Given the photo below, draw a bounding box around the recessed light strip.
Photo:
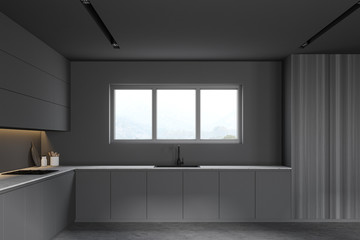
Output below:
[300,1,360,48]
[80,0,120,49]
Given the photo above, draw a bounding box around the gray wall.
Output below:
[0,12,70,131]
[46,61,282,166]
[0,129,41,172]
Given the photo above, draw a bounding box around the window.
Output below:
[110,84,242,143]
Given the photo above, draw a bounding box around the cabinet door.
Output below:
[147,171,182,220]
[76,171,110,221]
[0,194,3,240]
[25,183,44,240]
[4,188,26,240]
[220,171,255,220]
[44,171,75,239]
[183,171,219,220]
[256,171,291,219]
[111,171,146,220]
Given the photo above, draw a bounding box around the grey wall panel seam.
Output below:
[0,48,69,84]
[145,171,148,220]
[218,171,220,219]
[0,87,69,108]
[254,171,257,219]
[109,172,112,220]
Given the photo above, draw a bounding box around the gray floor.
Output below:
[53,222,360,240]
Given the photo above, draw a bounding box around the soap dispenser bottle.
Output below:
[41,156,47,167]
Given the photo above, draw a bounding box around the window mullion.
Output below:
[152,88,157,140]
[196,88,200,140]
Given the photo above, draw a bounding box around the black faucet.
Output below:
[176,145,184,166]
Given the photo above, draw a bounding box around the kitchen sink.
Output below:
[154,165,200,168]
[2,169,59,175]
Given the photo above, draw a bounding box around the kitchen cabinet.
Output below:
[43,171,75,239]
[183,171,219,220]
[74,168,290,222]
[0,12,69,131]
[25,183,44,240]
[219,171,255,220]
[76,171,110,221]
[0,195,2,240]
[147,171,182,220]
[0,195,3,240]
[256,171,291,219]
[111,171,147,220]
[3,187,25,240]
[1,171,74,240]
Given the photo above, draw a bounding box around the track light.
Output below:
[80,0,120,49]
[300,1,360,48]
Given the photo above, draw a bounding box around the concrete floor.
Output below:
[54,222,360,240]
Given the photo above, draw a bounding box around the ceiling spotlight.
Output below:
[300,1,360,48]
[80,0,120,49]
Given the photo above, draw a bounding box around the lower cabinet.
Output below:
[0,195,3,240]
[76,171,110,221]
[220,171,255,220]
[183,171,219,220]
[26,183,44,240]
[256,171,291,219]
[43,171,75,239]
[75,169,291,222]
[147,171,182,220]
[111,171,147,220]
[3,187,26,240]
[0,195,4,240]
[0,171,74,240]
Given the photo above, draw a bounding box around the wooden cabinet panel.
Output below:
[183,171,219,220]
[256,171,291,219]
[76,171,110,221]
[111,171,146,220]
[220,171,255,220]
[147,171,182,220]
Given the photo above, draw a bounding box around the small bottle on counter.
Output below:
[41,156,47,167]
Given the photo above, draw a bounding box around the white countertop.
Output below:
[0,165,291,194]
[0,166,75,194]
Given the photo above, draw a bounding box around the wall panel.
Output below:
[288,54,330,219]
[46,61,282,166]
[286,54,360,220]
[329,55,360,219]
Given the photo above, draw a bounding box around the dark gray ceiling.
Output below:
[0,0,359,60]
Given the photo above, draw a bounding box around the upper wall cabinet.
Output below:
[0,13,69,131]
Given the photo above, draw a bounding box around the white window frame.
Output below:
[109,84,243,144]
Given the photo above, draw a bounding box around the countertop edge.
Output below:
[0,165,291,194]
